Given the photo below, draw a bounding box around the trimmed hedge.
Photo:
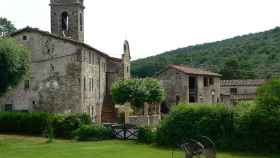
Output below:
[0,112,48,135]
[156,103,280,152]
[0,112,92,138]
[73,124,113,141]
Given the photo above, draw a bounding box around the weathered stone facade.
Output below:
[0,0,131,123]
[156,65,221,112]
[220,80,266,105]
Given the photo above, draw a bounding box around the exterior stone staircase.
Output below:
[101,95,117,123]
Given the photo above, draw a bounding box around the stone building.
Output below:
[156,65,221,113]
[0,0,131,123]
[220,80,266,105]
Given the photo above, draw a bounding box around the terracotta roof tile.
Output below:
[169,65,222,77]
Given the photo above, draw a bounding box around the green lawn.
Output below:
[0,135,278,158]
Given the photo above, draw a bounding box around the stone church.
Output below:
[0,0,131,123]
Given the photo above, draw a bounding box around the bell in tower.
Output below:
[50,0,85,42]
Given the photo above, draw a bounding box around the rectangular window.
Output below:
[24,80,30,90]
[92,78,94,92]
[5,104,13,112]
[230,88,238,95]
[204,77,209,87]
[84,77,86,91]
[89,78,91,92]
[80,13,83,32]
[209,77,214,85]
[89,52,92,64]
[92,54,95,65]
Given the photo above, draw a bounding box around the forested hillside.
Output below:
[131,27,280,79]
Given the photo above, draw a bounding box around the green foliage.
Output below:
[256,79,280,109]
[137,126,156,144]
[73,124,113,141]
[0,112,48,135]
[3,135,277,158]
[0,17,16,35]
[156,103,280,152]
[156,104,234,148]
[0,38,31,96]
[132,27,280,79]
[0,112,91,139]
[112,79,166,108]
[234,107,280,152]
[46,116,54,143]
[52,114,92,138]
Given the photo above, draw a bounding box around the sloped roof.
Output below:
[221,79,266,87]
[9,27,122,62]
[168,65,222,77]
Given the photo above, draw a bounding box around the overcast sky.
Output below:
[1,0,280,60]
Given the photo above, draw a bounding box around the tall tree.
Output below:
[219,58,242,80]
[0,17,17,36]
[112,79,166,123]
[112,79,166,108]
[0,38,31,96]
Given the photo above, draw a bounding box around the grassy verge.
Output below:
[0,135,279,158]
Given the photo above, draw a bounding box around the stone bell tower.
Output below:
[50,0,85,42]
[122,40,131,79]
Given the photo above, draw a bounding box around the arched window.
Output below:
[61,12,69,31]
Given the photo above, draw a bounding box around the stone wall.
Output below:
[221,85,260,105]
[81,47,110,122]
[0,32,82,114]
[157,68,221,110]
[127,115,161,126]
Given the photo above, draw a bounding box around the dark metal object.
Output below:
[111,124,138,140]
[180,136,216,158]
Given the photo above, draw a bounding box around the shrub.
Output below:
[0,112,48,135]
[156,103,280,152]
[256,79,280,110]
[0,112,92,138]
[137,126,156,144]
[73,124,113,141]
[52,114,92,138]
[156,104,234,148]
[234,106,280,152]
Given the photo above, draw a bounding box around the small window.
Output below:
[89,52,92,64]
[92,78,94,91]
[230,88,238,95]
[84,77,86,91]
[127,66,129,73]
[204,77,209,87]
[209,77,214,85]
[22,36,27,40]
[5,104,13,112]
[92,54,95,64]
[89,78,91,92]
[50,64,55,71]
[80,13,83,31]
[32,101,36,105]
[24,80,30,90]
